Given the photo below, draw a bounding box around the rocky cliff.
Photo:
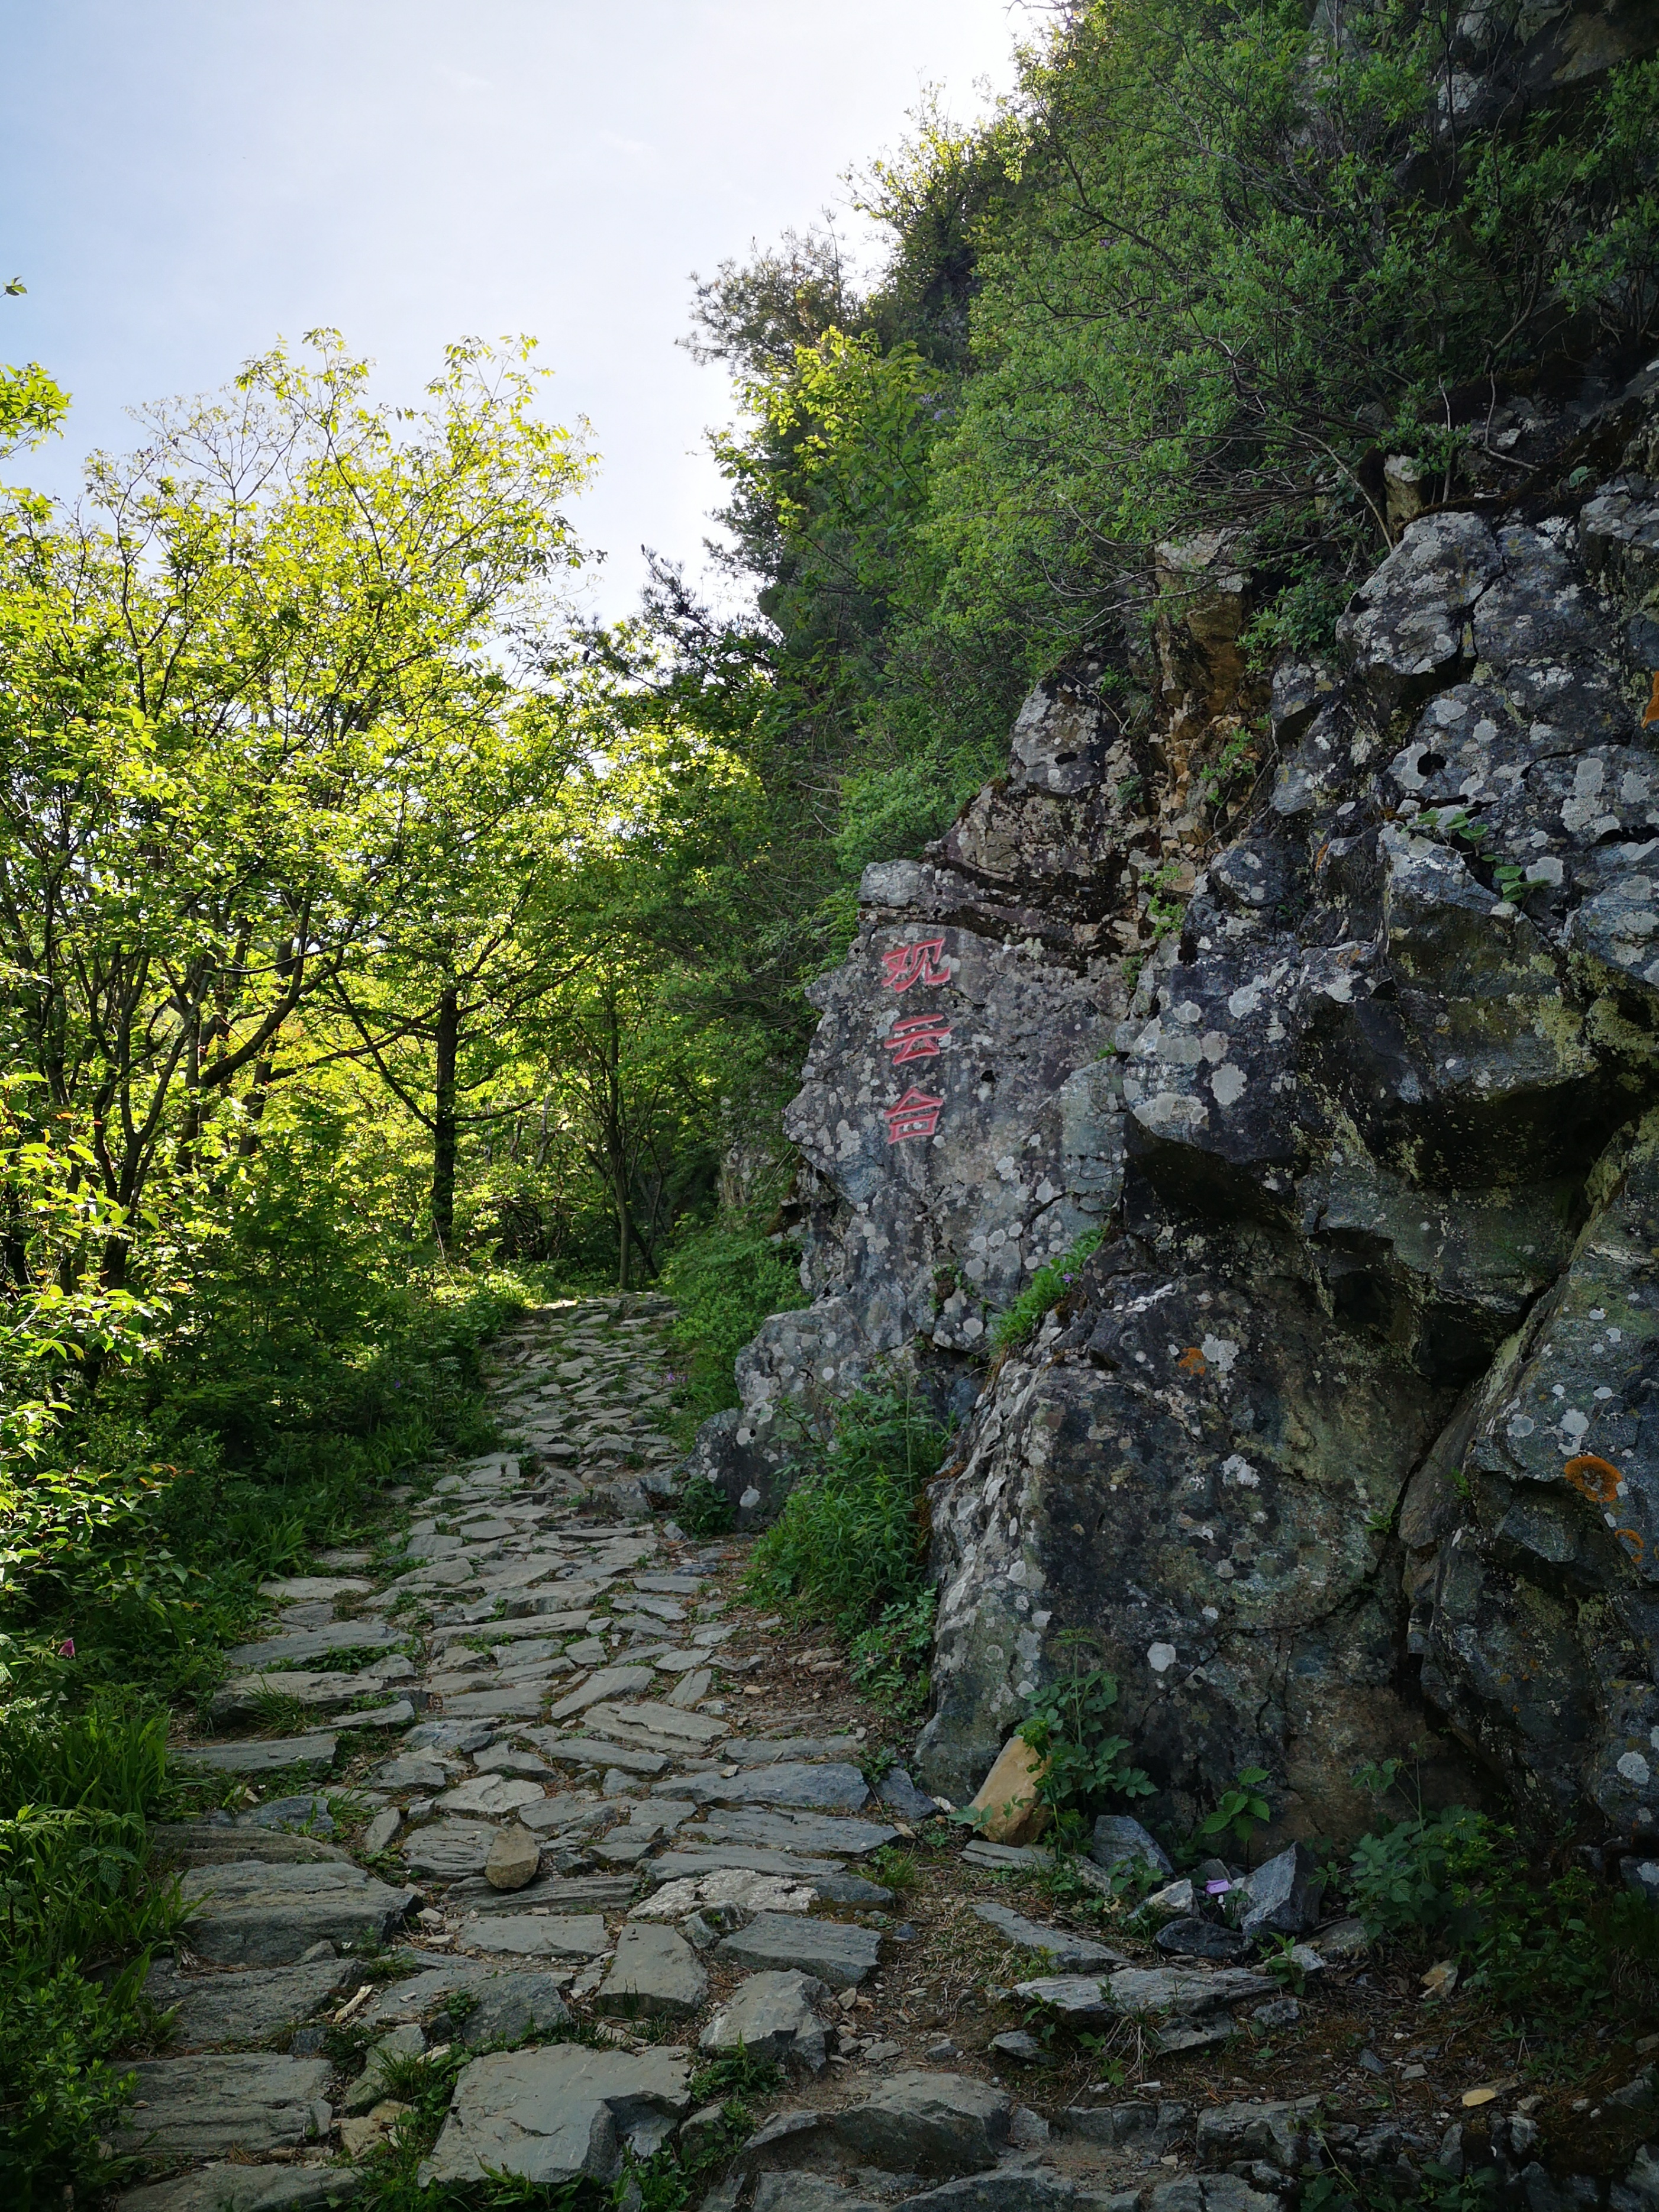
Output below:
[682,241,1659,1871]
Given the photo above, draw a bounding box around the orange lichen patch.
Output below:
[1644,671,1659,728]
[1564,1453,1622,1504]
[1177,1346,1208,1375]
[1615,1527,1645,1560]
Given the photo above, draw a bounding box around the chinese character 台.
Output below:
[884,1086,945,1143]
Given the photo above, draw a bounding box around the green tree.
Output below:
[0,332,589,1281]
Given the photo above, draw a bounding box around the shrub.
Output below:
[743,1381,946,1635]
[1015,1638,1154,1847]
[849,1587,936,1718]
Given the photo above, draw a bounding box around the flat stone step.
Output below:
[223,1621,402,1669]
[362,1959,572,2046]
[418,2042,691,2189]
[715,1911,884,1985]
[461,1911,610,1959]
[401,1820,499,1879]
[547,1666,658,1718]
[118,2166,362,2212]
[151,1824,350,1869]
[696,1808,897,1857]
[170,1734,337,1778]
[970,1902,1129,1973]
[445,1872,637,1915]
[114,2052,333,2159]
[643,1848,889,1904]
[257,1576,375,1603]
[435,1685,550,1719]
[692,1763,873,1813]
[179,1859,415,1966]
[143,1956,351,2046]
[584,1699,728,1747]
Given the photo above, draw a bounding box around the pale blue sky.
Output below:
[2,0,1024,617]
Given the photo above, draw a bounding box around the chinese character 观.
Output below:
[880,937,949,992]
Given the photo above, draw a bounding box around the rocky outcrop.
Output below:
[694,363,1659,1859]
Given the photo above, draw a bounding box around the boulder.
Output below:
[596,1922,707,2018]
[179,1860,415,1967]
[1195,2100,1312,2174]
[485,1824,543,1891]
[1090,1816,1173,1878]
[1154,1919,1248,1962]
[699,1969,830,2074]
[418,2043,691,2187]
[401,1821,497,1879]
[873,1766,940,1823]
[965,1736,1049,1845]
[1230,1842,1321,1940]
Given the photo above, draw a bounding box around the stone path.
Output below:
[122,1297,1575,2211]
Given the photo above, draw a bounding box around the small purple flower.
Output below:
[58,1637,76,1659]
[1205,1878,1232,1895]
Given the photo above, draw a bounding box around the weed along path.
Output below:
[124,1298,1655,2212]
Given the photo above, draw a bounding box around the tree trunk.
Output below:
[432,983,459,1252]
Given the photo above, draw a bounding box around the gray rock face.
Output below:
[179,1860,415,1966]
[114,2053,333,2158]
[699,1969,830,2073]
[686,394,1659,1843]
[596,1921,706,2018]
[873,1766,940,1823]
[715,1911,883,1985]
[697,1807,895,1854]
[401,1820,497,1878]
[418,2043,690,2187]
[1195,2100,1311,2174]
[144,1957,350,2046]
[170,1734,337,1778]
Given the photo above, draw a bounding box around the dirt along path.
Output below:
[119,1298,1591,2212]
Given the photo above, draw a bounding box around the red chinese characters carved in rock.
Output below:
[883,1013,952,1065]
[881,937,949,993]
[885,1086,945,1144]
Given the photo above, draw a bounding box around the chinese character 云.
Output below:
[883,1013,952,1065]
[880,937,948,993]
[885,1086,945,1144]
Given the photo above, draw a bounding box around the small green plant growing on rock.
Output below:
[993,1227,1103,1352]
[1198,1766,1272,1858]
[1016,1633,1155,1847]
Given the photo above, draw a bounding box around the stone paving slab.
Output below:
[171,1734,338,1777]
[970,1903,1129,1973]
[596,1920,706,2017]
[152,1823,351,1869]
[463,1912,611,1958]
[180,1859,416,1966]
[362,1960,572,2045]
[115,2053,334,2158]
[418,2043,691,2187]
[224,1622,403,1669]
[692,1763,873,1812]
[144,1956,352,2046]
[257,1577,376,1603]
[119,2168,361,2212]
[715,1911,884,1985]
[436,1685,552,1719]
[547,1666,657,1718]
[697,1808,897,1856]
[401,1822,498,1878]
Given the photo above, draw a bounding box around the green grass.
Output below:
[742,1381,947,1638]
[658,1215,808,1436]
